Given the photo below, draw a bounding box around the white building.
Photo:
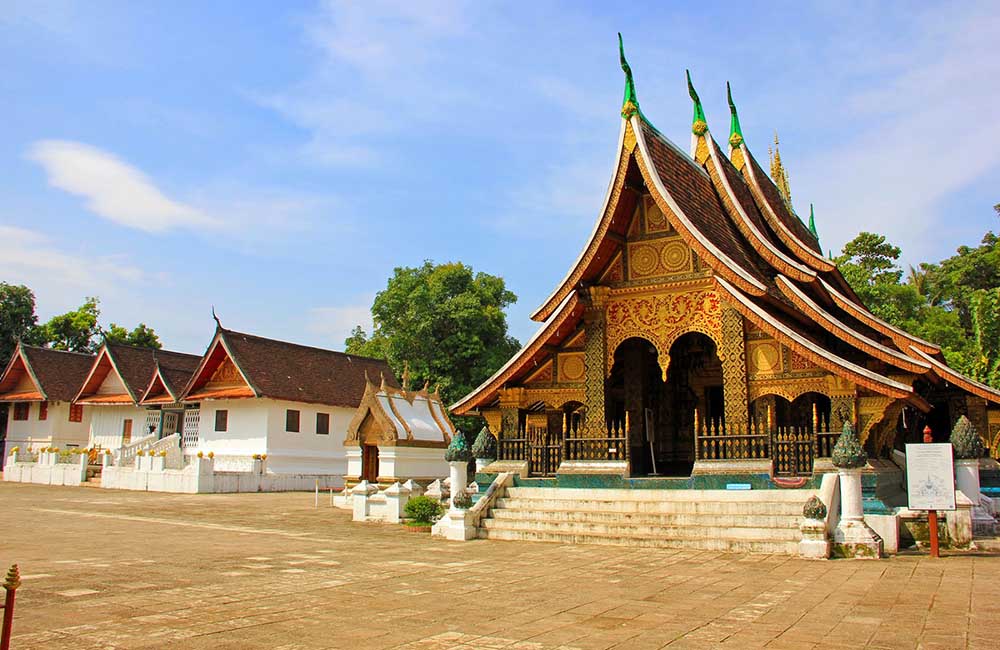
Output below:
[180,326,395,477]
[74,342,202,451]
[0,344,95,458]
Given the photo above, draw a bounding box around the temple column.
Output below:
[582,286,610,438]
[720,306,749,432]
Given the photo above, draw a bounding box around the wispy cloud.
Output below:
[306,298,375,351]
[27,140,217,233]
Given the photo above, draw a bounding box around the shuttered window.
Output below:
[13,403,29,421]
[215,409,228,432]
[286,409,300,433]
[316,412,329,435]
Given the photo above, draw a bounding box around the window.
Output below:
[316,412,329,435]
[122,419,133,445]
[69,404,83,423]
[286,409,300,433]
[13,403,29,421]
[215,409,228,432]
[38,401,48,421]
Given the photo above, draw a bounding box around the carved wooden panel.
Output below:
[627,238,692,281]
[557,353,586,383]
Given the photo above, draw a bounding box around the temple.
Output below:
[452,37,1000,483]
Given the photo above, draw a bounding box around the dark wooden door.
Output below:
[362,444,379,482]
[122,419,133,446]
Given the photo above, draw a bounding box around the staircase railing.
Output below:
[695,420,770,461]
[114,433,158,467]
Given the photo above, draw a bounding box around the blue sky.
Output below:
[3,1,999,355]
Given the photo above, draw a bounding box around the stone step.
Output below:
[481,517,801,542]
[488,507,800,530]
[493,497,805,516]
[505,487,814,503]
[478,527,801,555]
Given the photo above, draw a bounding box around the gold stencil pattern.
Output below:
[627,238,692,280]
[558,353,586,382]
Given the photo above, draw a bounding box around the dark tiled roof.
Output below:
[221,330,398,408]
[639,121,770,286]
[744,150,822,255]
[20,346,95,401]
[157,354,203,398]
[106,344,201,399]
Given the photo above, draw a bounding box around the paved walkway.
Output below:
[1,482,997,649]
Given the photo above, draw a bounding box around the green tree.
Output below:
[0,283,40,367]
[345,261,521,413]
[104,322,162,349]
[38,297,102,353]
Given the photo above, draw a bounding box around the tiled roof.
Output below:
[106,344,201,399]
[16,346,95,401]
[743,149,822,255]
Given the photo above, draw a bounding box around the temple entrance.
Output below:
[362,444,379,482]
[608,333,723,477]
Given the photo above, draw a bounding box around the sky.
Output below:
[2,0,999,356]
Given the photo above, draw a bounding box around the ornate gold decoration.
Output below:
[557,353,586,383]
[748,340,781,376]
[858,396,894,445]
[524,387,586,410]
[643,195,670,233]
[498,387,527,409]
[692,120,707,136]
[563,328,585,349]
[623,121,637,151]
[208,357,243,386]
[500,407,518,438]
[622,100,639,120]
[583,305,607,436]
[598,252,624,284]
[721,305,749,427]
[660,240,690,273]
[482,409,501,438]
[3,564,20,591]
[524,361,553,384]
[748,376,831,403]
[788,350,814,372]
[730,146,746,171]
[605,288,725,379]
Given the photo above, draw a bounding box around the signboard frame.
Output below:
[905,443,956,511]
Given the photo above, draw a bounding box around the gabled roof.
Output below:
[181,328,397,408]
[346,376,454,447]
[0,344,95,402]
[75,343,200,405]
[140,354,203,405]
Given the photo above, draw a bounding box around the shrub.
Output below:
[404,496,444,524]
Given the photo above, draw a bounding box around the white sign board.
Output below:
[905,443,956,511]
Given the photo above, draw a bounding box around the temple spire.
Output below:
[769,131,792,204]
[726,82,743,148]
[808,204,820,243]
[686,70,707,136]
[618,33,639,119]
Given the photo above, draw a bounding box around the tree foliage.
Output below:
[104,322,162,349]
[37,297,102,353]
[836,207,1000,387]
[0,283,40,367]
[345,261,521,413]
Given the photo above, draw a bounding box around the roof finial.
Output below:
[726,82,743,148]
[686,70,707,136]
[401,360,411,391]
[379,371,387,391]
[769,131,792,204]
[808,203,820,243]
[618,33,639,119]
[211,306,222,330]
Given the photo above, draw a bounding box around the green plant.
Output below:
[444,430,473,463]
[951,415,985,460]
[404,496,444,524]
[831,421,867,469]
[471,426,497,460]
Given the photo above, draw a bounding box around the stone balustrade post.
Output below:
[383,482,412,524]
[351,480,377,522]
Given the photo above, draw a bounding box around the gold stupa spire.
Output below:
[768,131,792,204]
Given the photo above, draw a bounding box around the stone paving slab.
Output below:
[1,482,997,649]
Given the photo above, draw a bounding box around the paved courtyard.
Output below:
[1,482,997,649]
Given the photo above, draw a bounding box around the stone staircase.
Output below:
[479,486,812,554]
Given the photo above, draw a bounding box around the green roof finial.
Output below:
[808,203,820,243]
[726,81,743,148]
[618,33,639,119]
[687,70,707,136]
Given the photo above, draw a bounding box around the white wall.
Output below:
[4,402,91,451]
[191,398,353,475]
[89,405,150,450]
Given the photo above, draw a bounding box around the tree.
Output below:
[38,297,102,353]
[0,283,40,367]
[345,261,521,415]
[104,323,162,349]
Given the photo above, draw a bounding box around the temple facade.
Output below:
[452,39,1000,482]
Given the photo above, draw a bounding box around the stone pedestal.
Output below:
[955,459,996,536]
[351,480,377,522]
[383,482,411,524]
[946,490,975,549]
[833,469,883,558]
[431,461,476,541]
[448,461,467,511]
[799,518,830,559]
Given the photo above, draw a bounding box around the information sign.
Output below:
[905,443,956,511]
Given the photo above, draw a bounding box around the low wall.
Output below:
[101,456,342,493]
[3,452,87,486]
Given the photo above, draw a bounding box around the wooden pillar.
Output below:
[720,306,749,432]
[582,286,610,438]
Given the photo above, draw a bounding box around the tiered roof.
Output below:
[0,344,95,402]
[452,37,1000,414]
[345,374,455,447]
[75,343,201,406]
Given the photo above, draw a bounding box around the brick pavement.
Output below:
[1,482,996,649]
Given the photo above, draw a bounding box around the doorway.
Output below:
[362,444,380,482]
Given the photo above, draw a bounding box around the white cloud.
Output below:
[306,299,375,351]
[27,140,217,233]
[0,225,148,310]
